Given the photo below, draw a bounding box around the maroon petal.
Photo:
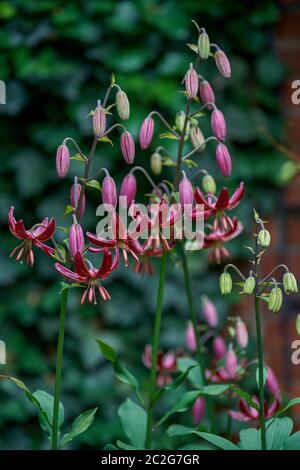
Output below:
[33,240,55,257]
[97,249,114,278]
[228,410,251,422]
[74,252,91,278]
[86,231,116,248]
[215,188,230,211]
[228,182,245,209]
[55,262,86,283]
[194,188,213,210]
[36,218,56,241]
[15,220,28,239]
[8,207,21,238]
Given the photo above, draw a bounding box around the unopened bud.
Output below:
[185,63,199,99]
[236,318,248,349]
[102,175,117,207]
[120,174,137,208]
[190,126,205,152]
[193,397,206,424]
[268,287,283,313]
[69,222,84,259]
[211,109,226,141]
[219,272,232,295]
[198,31,210,59]
[150,152,162,175]
[202,295,218,328]
[202,174,216,194]
[225,348,237,379]
[257,229,271,247]
[120,131,135,165]
[139,117,154,149]
[176,111,190,135]
[199,80,215,109]
[216,143,232,177]
[283,272,298,294]
[215,50,231,78]
[243,275,256,294]
[93,105,106,137]
[185,321,197,352]
[116,90,130,120]
[70,183,85,218]
[179,172,193,208]
[213,336,227,360]
[56,144,70,178]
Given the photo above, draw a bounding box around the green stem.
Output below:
[145,252,168,449]
[254,295,267,450]
[178,242,215,432]
[51,288,69,450]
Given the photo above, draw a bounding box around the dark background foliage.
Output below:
[0,0,289,449]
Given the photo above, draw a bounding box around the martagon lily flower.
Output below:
[194,182,244,219]
[8,207,55,266]
[54,250,118,304]
[143,345,182,387]
[203,216,243,264]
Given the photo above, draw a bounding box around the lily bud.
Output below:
[243,275,256,295]
[216,143,232,177]
[120,174,137,208]
[139,117,154,149]
[120,131,135,165]
[56,144,70,178]
[215,50,231,78]
[176,111,190,135]
[198,31,210,59]
[219,272,232,295]
[199,80,215,109]
[257,229,271,247]
[193,397,206,424]
[236,318,248,349]
[225,349,237,379]
[116,90,130,120]
[202,174,216,194]
[179,172,193,208]
[190,126,205,152]
[69,222,84,258]
[150,152,162,175]
[185,321,196,352]
[70,183,85,218]
[211,109,226,141]
[185,63,199,99]
[283,272,298,294]
[93,105,106,137]
[102,175,117,208]
[268,287,283,313]
[202,296,218,328]
[213,336,227,360]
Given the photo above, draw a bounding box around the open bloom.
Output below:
[8,207,55,266]
[206,349,247,384]
[194,183,244,219]
[203,216,243,264]
[55,250,118,304]
[229,394,280,423]
[143,345,181,387]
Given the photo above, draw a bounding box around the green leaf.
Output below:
[96,339,118,362]
[103,443,119,450]
[117,399,146,449]
[60,408,97,448]
[177,357,203,388]
[239,428,261,450]
[229,386,259,411]
[85,179,101,191]
[159,132,178,140]
[111,73,116,85]
[183,159,198,169]
[199,384,229,396]
[63,204,74,217]
[255,366,268,389]
[116,440,136,450]
[98,135,113,146]
[162,155,176,167]
[33,390,64,437]
[266,417,293,450]
[167,424,206,437]
[187,43,198,54]
[153,364,197,402]
[282,431,300,450]
[167,424,239,450]
[70,153,86,163]
[269,397,300,424]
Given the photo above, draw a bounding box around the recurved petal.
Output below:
[35,218,56,241]
[54,262,86,283]
[33,240,55,257]
[228,182,245,209]
[228,410,252,422]
[86,231,116,247]
[74,252,91,278]
[215,188,230,211]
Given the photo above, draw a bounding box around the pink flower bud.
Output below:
[211,109,226,141]
[236,319,248,349]
[213,336,226,360]
[199,80,215,109]
[185,321,197,352]
[225,349,237,379]
[120,131,135,165]
[202,296,218,328]
[70,183,85,218]
[216,143,232,177]
[215,50,231,78]
[102,175,117,207]
[193,397,206,424]
[185,63,199,99]
[69,222,84,258]
[93,105,106,137]
[139,117,154,149]
[179,172,193,209]
[120,174,137,208]
[266,367,281,400]
[56,144,70,178]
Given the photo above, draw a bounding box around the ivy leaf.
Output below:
[60,408,97,449]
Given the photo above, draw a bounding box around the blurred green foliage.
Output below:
[0,0,287,449]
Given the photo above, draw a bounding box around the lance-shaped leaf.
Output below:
[60,408,97,448]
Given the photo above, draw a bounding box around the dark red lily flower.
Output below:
[133,240,165,277]
[8,206,55,266]
[194,182,244,216]
[143,345,182,387]
[203,216,243,263]
[142,199,181,251]
[55,250,118,304]
[229,395,280,422]
[86,212,140,267]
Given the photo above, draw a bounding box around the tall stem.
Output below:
[51,288,69,449]
[145,252,168,449]
[179,242,215,432]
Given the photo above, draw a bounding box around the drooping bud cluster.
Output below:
[268,286,283,313]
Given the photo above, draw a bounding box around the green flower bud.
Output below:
[268,287,283,313]
[202,174,216,194]
[258,229,271,247]
[283,272,298,294]
[243,276,256,295]
[198,32,210,59]
[150,152,162,175]
[219,272,232,295]
[116,90,130,120]
[176,112,190,135]
[190,126,206,153]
